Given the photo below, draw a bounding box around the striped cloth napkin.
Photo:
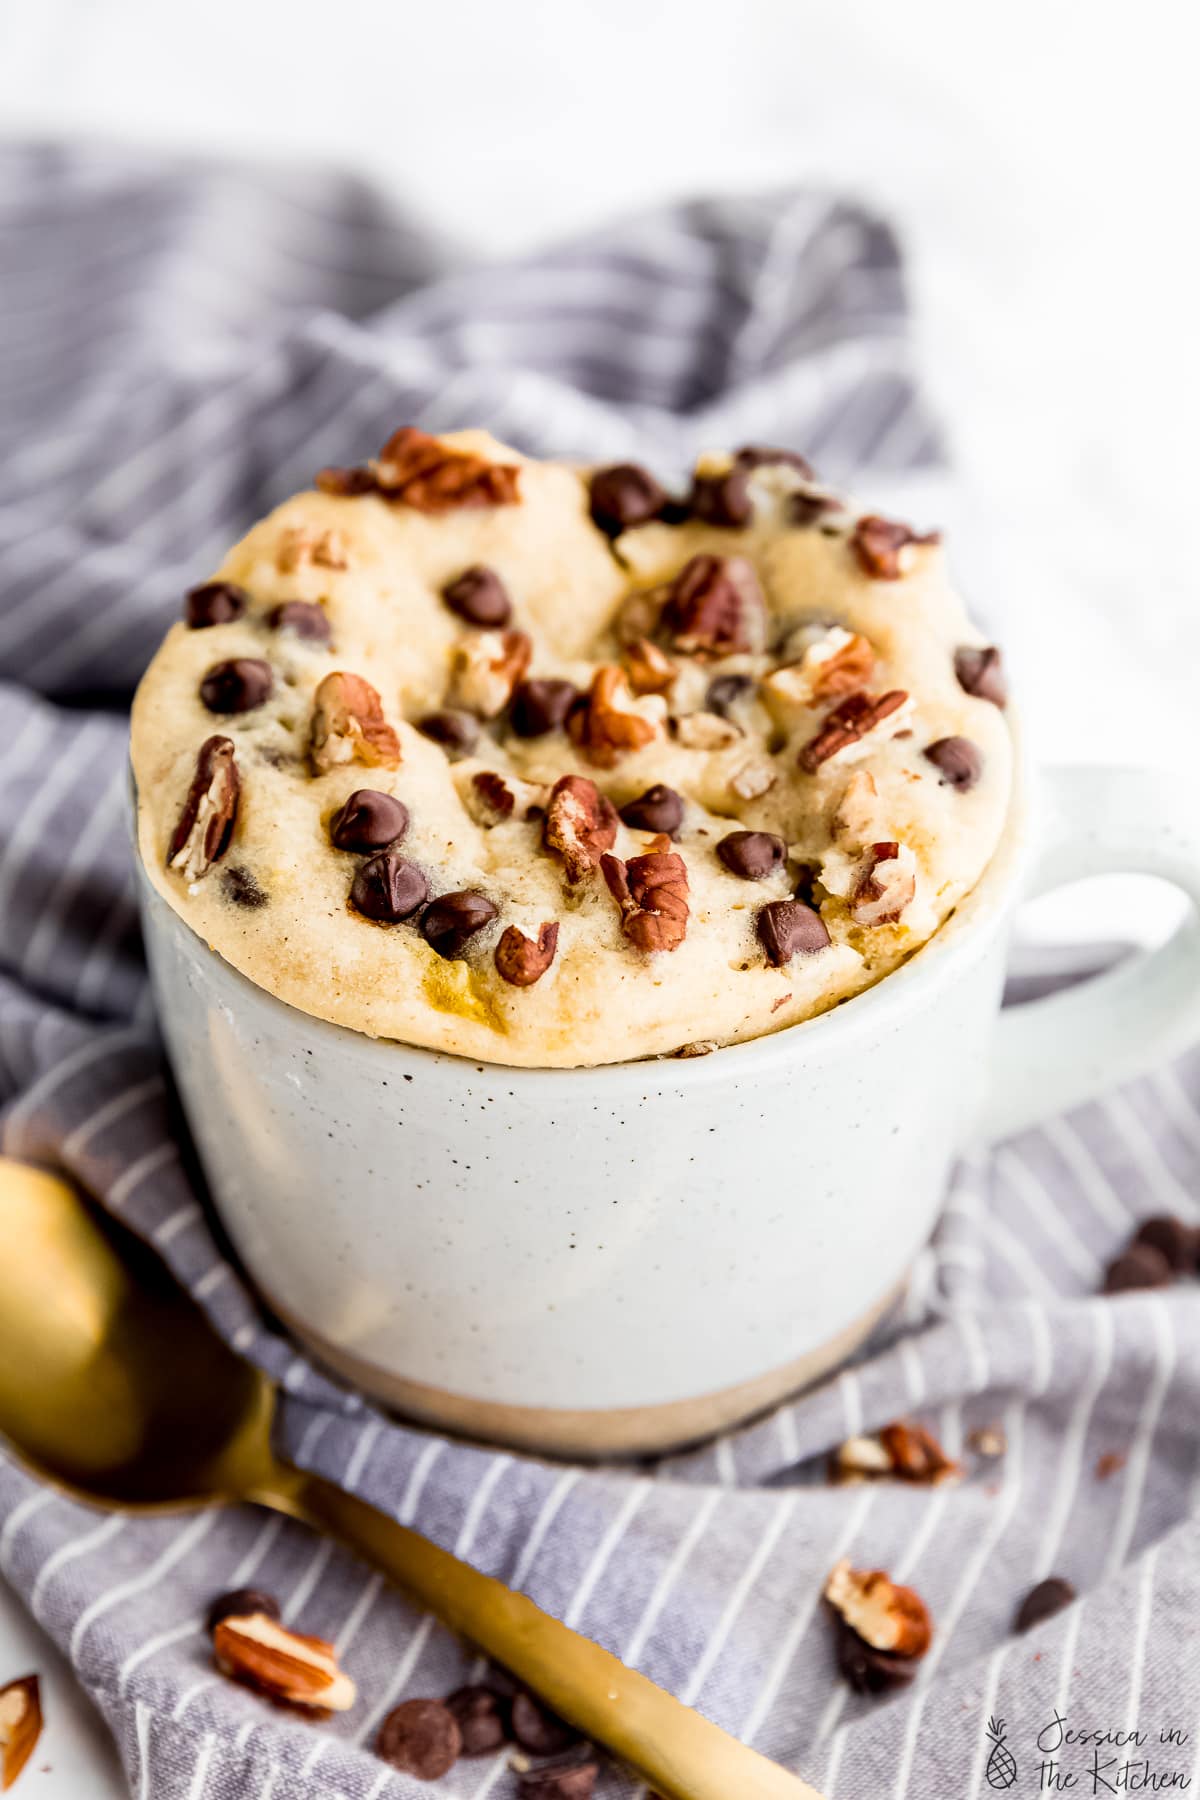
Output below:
[2,140,1200,1800]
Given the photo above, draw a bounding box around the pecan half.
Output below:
[622,636,677,696]
[850,841,917,926]
[495,921,560,987]
[167,736,240,881]
[662,554,766,658]
[567,666,663,768]
[317,427,520,513]
[276,525,348,573]
[448,629,532,718]
[462,768,549,827]
[851,514,941,579]
[798,689,911,772]
[601,841,690,953]
[766,627,875,707]
[309,670,401,773]
[0,1676,42,1792]
[824,1559,932,1658]
[213,1612,356,1711]
[543,775,618,882]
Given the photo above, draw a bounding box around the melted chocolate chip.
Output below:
[510,678,579,738]
[417,709,479,758]
[734,445,815,476]
[446,1685,511,1756]
[923,736,983,792]
[349,853,428,923]
[790,492,845,527]
[1133,1214,1197,1273]
[1102,1243,1172,1294]
[267,600,331,642]
[421,890,499,959]
[185,581,249,628]
[376,1699,462,1781]
[442,565,512,627]
[199,658,273,715]
[688,464,753,528]
[220,866,268,909]
[510,1691,581,1758]
[834,1618,918,1694]
[205,1589,280,1635]
[330,789,409,853]
[588,463,667,536]
[619,783,684,836]
[717,830,786,881]
[518,1760,599,1800]
[1014,1576,1076,1634]
[705,672,755,716]
[756,898,830,965]
[954,644,1007,707]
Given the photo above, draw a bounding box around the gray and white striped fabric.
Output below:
[2,142,1199,1800]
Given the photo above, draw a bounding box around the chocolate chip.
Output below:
[834,1618,918,1694]
[330,789,409,853]
[734,445,815,476]
[420,890,498,959]
[517,1759,599,1799]
[792,862,820,907]
[790,492,844,527]
[446,1685,511,1756]
[1014,1576,1076,1634]
[267,600,331,643]
[205,1589,280,1634]
[954,644,1007,708]
[619,784,684,836]
[442,565,512,627]
[717,830,786,881]
[1102,1242,1173,1294]
[705,673,755,717]
[417,709,479,758]
[757,899,830,965]
[688,465,753,528]
[185,581,249,628]
[588,463,667,536]
[511,1692,580,1757]
[220,866,268,909]
[923,736,983,792]
[1133,1215,1197,1274]
[199,658,273,715]
[376,1699,462,1780]
[349,853,428,923]
[510,678,579,738]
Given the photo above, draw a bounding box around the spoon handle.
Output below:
[287,1473,824,1800]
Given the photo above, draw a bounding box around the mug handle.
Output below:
[978,764,1200,1143]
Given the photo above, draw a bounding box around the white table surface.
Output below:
[0,2,1196,1789]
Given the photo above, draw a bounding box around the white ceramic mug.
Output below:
[137,762,1200,1457]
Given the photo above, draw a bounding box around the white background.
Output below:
[0,4,1196,1790]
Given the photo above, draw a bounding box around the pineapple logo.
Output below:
[985,1715,1018,1790]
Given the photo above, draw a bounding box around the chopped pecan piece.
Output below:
[851,514,940,579]
[824,1559,932,1658]
[662,554,766,658]
[543,775,618,882]
[495,921,560,987]
[833,1424,961,1486]
[276,525,348,572]
[673,709,741,750]
[601,842,690,953]
[850,841,917,926]
[798,689,912,772]
[767,627,876,706]
[622,636,677,695]
[729,756,777,800]
[213,1612,357,1710]
[832,769,881,845]
[448,628,532,718]
[567,666,663,768]
[168,736,240,881]
[309,670,401,773]
[462,768,549,827]
[317,427,520,513]
[0,1676,42,1792]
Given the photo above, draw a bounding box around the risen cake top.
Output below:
[131,428,1012,1067]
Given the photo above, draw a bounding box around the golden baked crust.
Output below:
[131,430,1012,1067]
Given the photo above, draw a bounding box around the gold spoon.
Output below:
[0,1158,824,1800]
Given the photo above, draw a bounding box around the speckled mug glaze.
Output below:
[137,761,1200,1455]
